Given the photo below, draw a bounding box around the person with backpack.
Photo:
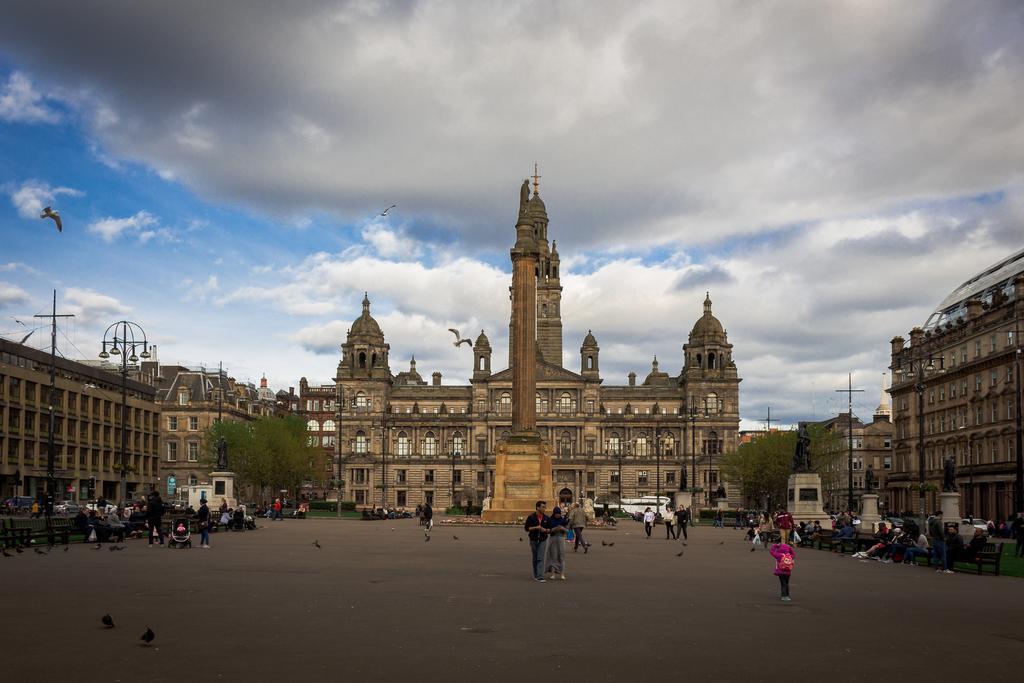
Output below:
[769,541,796,602]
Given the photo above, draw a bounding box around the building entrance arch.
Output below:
[558,487,573,506]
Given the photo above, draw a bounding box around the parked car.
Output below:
[85,501,117,514]
[960,518,990,531]
[54,500,80,515]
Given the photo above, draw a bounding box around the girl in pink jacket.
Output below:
[769,542,795,602]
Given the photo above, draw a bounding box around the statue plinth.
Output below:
[787,472,828,524]
[673,491,692,510]
[939,491,960,523]
[860,493,882,531]
[481,438,553,523]
[210,471,238,510]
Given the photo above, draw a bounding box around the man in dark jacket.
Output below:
[524,501,551,582]
[198,498,211,548]
[146,488,165,546]
[422,502,433,530]
[674,506,690,541]
[928,511,947,572]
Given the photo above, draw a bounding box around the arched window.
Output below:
[478,356,485,371]
[705,430,721,455]
[708,352,716,369]
[696,353,702,368]
[662,435,675,456]
[306,419,320,432]
[355,392,369,408]
[536,392,547,413]
[322,419,336,432]
[452,432,464,454]
[371,352,377,367]
[397,431,410,456]
[706,393,720,414]
[500,430,511,441]
[607,433,621,454]
[635,434,649,456]
[498,392,511,414]
[587,356,594,370]
[423,432,437,456]
[358,351,367,368]
[559,392,573,414]
[541,303,548,317]
[355,430,367,453]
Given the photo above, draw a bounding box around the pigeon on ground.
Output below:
[519,537,523,542]
[424,535,431,543]
[750,547,756,552]
[719,541,725,545]
[140,627,155,645]
[15,547,23,554]
[313,540,321,549]
[40,206,62,232]
[2,548,12,558]
[676,550,685,557]
[63,546,69,552]
[607,542,615,547]
[601,540,608,547]
[101,614,114,628]
[34,548,46,555]
[452,535,459,541]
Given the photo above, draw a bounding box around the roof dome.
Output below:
[643,355,672,386]
[689,292,725,339]
[528,192,547,217]
[474,330,491,347]
[582,329,598,348]
[350,293,383,339]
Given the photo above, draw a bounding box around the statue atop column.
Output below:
[792,423,812,473]
[679,466,687,492]
[865,465,874,492]
[519,178,530,215]
[942,456,956,492]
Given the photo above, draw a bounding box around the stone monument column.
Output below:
[483,179,553,522]
[786,423,828,524]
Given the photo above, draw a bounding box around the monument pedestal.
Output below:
[481,437,553,523]
[674,491,692,510]
[787,472,828,524]
[715,499,730,512]
[860,493,882,531]
[210,471,238,510]
[939,491,960,523]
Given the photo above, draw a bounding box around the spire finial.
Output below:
[703,291,712,313]
[532,163,541,195]
[362,292,370,312]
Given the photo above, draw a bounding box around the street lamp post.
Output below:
[893,352,944,517]
[380,408,390,510]
[686,404,706,507]
[98,321,150,505]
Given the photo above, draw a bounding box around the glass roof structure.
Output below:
[924,247,1024,330]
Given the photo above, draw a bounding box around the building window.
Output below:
[307,419,320,432]
[167,416,178,431]
[355,431,367,453]
[178,391,188,406]
[666,471,675,483]
[611,470,620,483]
[607,434,621,454]
[476,471,486,486]
[397,469,407,484]
[453,470,462,485]
[706,393,720,414]
[634,435,649,456]
[975,374,982,391]
[166,442,177,461]
[188,416,199,431]
[396,490,407,507]
[497,392,511,415]
[637,470,649,485]
[189,474,198,486]
[587,400,595,414]
[425,469,435,483]
[536,393,546,414]
[425,490,434,506]
[323,419,336,432]
[558,393,573,414]
[323,436,335,446]
[354,490,365,504]
[306,400,313,411]
[424,432,437,456]
[452,433,464,455]
[355,392,369,408]
[187,442,199,462]
[397,432,410,456]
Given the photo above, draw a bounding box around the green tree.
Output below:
[205,416,326,501]
[721,424,844,510]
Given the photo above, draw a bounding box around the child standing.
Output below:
[769,542,795,601]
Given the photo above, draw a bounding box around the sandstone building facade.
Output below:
[886,249,1023,521]
[334,182,741,510]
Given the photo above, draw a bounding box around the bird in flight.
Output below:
[140,627,155,645]
[102,614,115,628]
[380,204,396,216]
[448,329,472,348]
[40,206,62,232]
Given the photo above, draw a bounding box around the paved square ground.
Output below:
[3,520,1023,681]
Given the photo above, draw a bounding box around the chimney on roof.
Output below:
[432,372,442,387]
[628,371,636,387]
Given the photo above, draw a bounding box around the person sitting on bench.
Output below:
[957,528,987,563]
[902,531,930,564]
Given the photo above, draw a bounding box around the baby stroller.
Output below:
[168,518,192,548]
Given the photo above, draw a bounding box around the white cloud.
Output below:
[360,221,421,260]
[87,210,158,242]
[0,282,31,307]
[9,180,83,219]
[0,71,59,123]
[182,275,220,304]
[64,287,130,323]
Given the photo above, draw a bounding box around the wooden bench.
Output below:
[966,542,1003,576]
[8,518,72,546]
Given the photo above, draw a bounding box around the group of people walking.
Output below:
[641,505,691,540]
[524,501,592,582]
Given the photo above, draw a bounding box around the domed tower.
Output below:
[682,292,734,380]
[580,329,600,380]
[473,330,492,381]
[337,293,391,380]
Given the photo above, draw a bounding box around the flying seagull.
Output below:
[19,330,35,345]
[40,206,62,232]
[448,329,472,348]
[380,204,396,216]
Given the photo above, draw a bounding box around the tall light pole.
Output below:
[686,403,706,507]
[33,290,73,521]
[1013,309,1022,515]
[893,353,944,517]
[835,373,864,512]
[98,321,150,505]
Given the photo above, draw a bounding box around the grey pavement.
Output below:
[2,520,1023,682]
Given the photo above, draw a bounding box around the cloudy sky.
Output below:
[1,0,1021,428]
